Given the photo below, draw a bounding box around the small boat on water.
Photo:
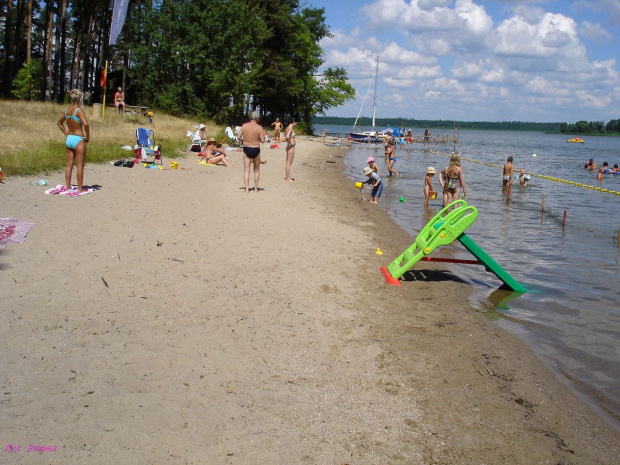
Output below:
[349,56,387,143]
[349,127,399,143]
[567,137,585,143]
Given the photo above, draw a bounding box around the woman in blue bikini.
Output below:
[385,140,399,177]
[57,89,90,194]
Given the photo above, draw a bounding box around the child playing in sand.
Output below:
[424,167,437,208]
[366,157,383,177]
[502,157,514,187]
[362,166,383,204]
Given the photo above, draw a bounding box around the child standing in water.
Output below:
[366,157,383,177]
[513,168,530,186]
[424,167,436,208]
[502,156,514,187]
[362,166,383,204]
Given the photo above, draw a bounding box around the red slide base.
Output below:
[380,267,401,286]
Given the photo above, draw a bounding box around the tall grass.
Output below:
[0,100,222,176]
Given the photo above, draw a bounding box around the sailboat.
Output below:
[349,56,396,143]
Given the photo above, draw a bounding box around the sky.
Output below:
[307,0,620,123]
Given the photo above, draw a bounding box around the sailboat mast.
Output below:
[372,56,379,130]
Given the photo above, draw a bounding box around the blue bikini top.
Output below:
[65,107,83,124]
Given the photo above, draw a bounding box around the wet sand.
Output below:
[1,138,618,463]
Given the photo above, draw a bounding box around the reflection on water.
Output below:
[339,127,620,427]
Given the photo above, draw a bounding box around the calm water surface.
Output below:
[329,126,620,427]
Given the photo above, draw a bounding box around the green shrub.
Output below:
[12,61,45,101]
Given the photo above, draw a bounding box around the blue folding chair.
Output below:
[135,128,162,164]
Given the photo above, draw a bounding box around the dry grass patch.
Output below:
[0,100,222,176]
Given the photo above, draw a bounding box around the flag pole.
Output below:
[102,60,108,119]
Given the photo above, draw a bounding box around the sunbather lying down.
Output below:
[199,139,230,167]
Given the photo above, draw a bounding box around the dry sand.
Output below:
[1,138,619,464]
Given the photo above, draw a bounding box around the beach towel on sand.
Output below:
[44,185,94,196]
[0,217,36,251]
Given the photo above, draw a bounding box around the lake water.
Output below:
[326,125,620,427]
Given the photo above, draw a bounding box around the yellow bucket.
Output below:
[430,192,437,199]
[355,182,363,189]
[171,161,179,169]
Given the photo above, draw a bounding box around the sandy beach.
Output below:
[1,138,619,464]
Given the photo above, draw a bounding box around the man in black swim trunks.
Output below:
[237,111,265,193]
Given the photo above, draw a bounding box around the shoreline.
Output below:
[1,138,618,463]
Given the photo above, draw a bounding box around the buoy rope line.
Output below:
[429,150,620,196]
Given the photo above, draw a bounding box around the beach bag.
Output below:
[122,160,134,168]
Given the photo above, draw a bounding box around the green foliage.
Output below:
[127,0,269,123]
[11,61,45,101]
[122,0,350,127]
[560,119,617,134]
[606,119,620,132]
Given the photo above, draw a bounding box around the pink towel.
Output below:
[0,217,36,251]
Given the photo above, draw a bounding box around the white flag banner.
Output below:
[109,0,130,46]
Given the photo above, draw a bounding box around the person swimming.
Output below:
[601,161,612,173]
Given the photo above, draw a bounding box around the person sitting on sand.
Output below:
[199,139,230,167]
[191,124,207,151]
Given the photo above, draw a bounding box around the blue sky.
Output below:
[308,0,620,123]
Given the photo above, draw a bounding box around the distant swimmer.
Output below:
[584,158,597,170]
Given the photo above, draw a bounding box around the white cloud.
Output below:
[451,61,483,80]
[579,21,612,42]
[493,12,578,58]
[523,76,571,97]
[576,0,620,26]
[318,0,620,122]
[575,89,612,109]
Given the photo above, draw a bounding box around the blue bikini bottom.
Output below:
[66,135,84,150]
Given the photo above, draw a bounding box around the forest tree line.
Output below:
[1,0,356,131]
[560,120,620,134]
[314,116,620,134]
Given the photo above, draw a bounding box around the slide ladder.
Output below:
[380,200,527,292]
